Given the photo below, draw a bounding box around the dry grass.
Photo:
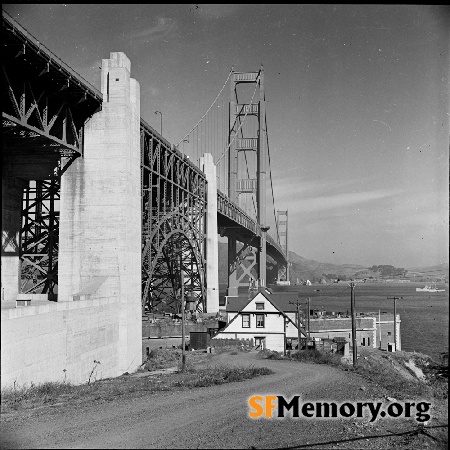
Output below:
[257,349,284,360]
[286,348,448,401]
[289,349,343,366]
[143,347,182,371]
[1,353,273,414]
[212,345,252,355]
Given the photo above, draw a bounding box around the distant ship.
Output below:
[416,284,445,293]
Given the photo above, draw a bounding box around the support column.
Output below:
[1,175,26,302]
[200,153,219,313]
[257,67,267,288]
[58,52,142,374]
[227,232,239,297]
[259,227,268,288]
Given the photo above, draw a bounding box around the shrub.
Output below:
[289,350,341,365]
[258,349,283,360]
[212,345,244,355]
[144,348,181,371]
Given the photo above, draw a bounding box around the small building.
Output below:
[373,313,401,351]
[214,290,305,353]
[308,317,377,349]
[299,313,401,352]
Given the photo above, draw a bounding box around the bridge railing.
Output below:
[217,190,260,235]
[217,190,286,261]
[140,118,206,178]
[2,11,102,102]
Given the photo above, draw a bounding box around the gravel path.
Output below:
[1,351,447,449]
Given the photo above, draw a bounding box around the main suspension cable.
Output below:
[265,108,280,244]
[176,70,232,147]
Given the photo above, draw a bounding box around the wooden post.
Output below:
[307,297,311,341]
[378,309,381,349]
[350,282,357,366]
[180,261,186,371]
[290,295,304,350]
[387,296,401,352]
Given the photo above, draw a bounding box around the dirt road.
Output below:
[1,352,446,449]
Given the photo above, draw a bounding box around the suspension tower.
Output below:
[227,66,268,296]
[276,210,290,284]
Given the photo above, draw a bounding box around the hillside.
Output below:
[218,243,449,284]
[287,251,366,283]
[405,263,449,282]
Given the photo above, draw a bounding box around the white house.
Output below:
[213,290,305,353]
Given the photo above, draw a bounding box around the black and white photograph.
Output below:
[1,4,448,449]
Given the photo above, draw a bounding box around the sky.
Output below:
[4,4,449,269]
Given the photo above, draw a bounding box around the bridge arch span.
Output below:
[142,210,206,315]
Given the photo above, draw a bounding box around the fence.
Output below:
[211,338,254,348]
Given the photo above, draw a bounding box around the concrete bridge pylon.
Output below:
[58,52,142,375]
[200,153,219,313]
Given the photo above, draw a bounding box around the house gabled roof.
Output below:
[227,292,303,313]
[221,290,307,337]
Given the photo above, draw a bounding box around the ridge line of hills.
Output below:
[217,243,449,284]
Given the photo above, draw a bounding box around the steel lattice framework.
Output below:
[140,120,207,314]
[2,12,102,175]
[20,177,59,295]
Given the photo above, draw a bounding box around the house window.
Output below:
[368,337,370,347]
[256,314,265,328]
[242,314,250,328]
[362,338,366,346]
[256,302,264,310]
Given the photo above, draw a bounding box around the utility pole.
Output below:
[378,309,381,349]
[180,257,186,372]
[349,281,357,366]
[306,297,311,341]
[289,295,305,350]
[387,296,402,352]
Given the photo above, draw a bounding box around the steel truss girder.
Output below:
[229,235,258,285]
[217,190,285,262]
[2,13,102,158]
[20,177,59,295]
[141,124,207,314]
[2,70,85,156]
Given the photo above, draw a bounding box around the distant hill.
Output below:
[218,244,366,284]
[218,243,449,284]
[405,263,449,282]
[407,263,449,272]
[287,251,366,283]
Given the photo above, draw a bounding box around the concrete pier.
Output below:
[58,52,142,376]
[200,153,219,312]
